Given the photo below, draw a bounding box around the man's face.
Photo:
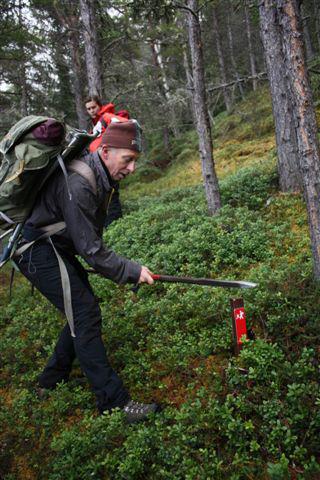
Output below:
[86,100,100,119]
[100,147,139,181]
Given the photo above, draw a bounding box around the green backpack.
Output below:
[0,115,97,265]
[0,116,65,232]
[0,116,98,338]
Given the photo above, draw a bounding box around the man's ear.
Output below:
[100,144,108,158]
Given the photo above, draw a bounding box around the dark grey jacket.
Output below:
[24,151,141,284]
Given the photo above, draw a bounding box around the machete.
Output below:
[86,269,257,289]
[151,274,257,289]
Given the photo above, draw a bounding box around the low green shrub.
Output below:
[1,115,320,478]
[220,160,278,209]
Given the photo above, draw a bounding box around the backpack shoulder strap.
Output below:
[67,160,97,195]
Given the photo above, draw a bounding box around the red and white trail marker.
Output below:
[230,298,248,354]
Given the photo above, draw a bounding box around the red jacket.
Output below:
[92,103,115,126]
[89,104,130,152]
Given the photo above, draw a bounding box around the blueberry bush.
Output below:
[1,101,320,479]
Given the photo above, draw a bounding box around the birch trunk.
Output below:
[244,0,257,91]
[150,40,180,137]
[279,0,320,279]
[186,0,221,215]
[259,0,301,192]
[79,0,102,98]
[212,7,232,112]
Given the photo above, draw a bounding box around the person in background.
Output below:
[85,96,131,227]
[85,96,130,133]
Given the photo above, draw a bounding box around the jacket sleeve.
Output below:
[59,173,141,284]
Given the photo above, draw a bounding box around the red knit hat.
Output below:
[101,120,142,152]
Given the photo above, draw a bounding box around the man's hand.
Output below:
[138,266,154,285]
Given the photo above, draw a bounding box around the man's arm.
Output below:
[60,174,141,284]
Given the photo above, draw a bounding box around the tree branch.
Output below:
[100,36,126,52]
[110,83,144,103]
[206,72,267,92]
[0,91,20,95]
[173,2,199,21]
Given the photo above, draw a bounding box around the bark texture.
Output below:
[244,0,257,91]
[69,26,88,129]
[227,2,244,100]
[182,42,196,123]
[18,1,28,116]
[150,39,179,136]
[259,0,301,192]
[301,4,315,60]
[280,0,320,279]
[212,6,232,112]
[54,5,87,129]
[79,0,102,98]
[186,0,221,215]
[314,0,320,51]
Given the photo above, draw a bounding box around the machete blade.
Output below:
[152,275,258,289]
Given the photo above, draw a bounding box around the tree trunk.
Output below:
[212,6,232,112]
[18,1,28,116]
[53,5,87,129]
[182,43,196,124]
[279,0,320,279]
[301,4,315,61]
[178,15,196,124]
[79,0,102,98]
[259,0,301,192]
[151,40,170,99]
[150,39,180,137]
[186,0,221,215]
[314,0,320,52]
[69,27,88,129]
[244,0,257,91]
[226,2,245,101]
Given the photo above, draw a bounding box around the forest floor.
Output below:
[1,86,320,480]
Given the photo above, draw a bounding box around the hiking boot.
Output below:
[122,399,160,424]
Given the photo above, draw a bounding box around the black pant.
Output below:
[17,240,129,413]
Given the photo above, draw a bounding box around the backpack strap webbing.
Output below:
[67,160,97,195]
[13,221,76,338]
[12,162,97,338]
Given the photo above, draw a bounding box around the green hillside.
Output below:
[1,87,320,479]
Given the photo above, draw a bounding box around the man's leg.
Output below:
[39,323,75,388]
[18,240,129,412]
